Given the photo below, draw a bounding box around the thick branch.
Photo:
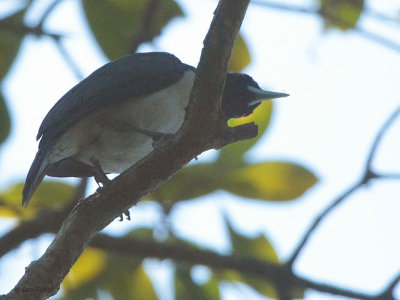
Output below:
[0,218,390,300]
[6,1,251,299]
[90,234,374,300]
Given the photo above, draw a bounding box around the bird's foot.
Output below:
[119,210,131,222]
[90,157,131,222]
[90,157,110,187]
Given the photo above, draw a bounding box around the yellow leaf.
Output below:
[0,181,75,219]
[129,266,157,300]
[150,163,218,202]
[226,219,279,263]
[63,247,106,290]
[319,0,364,30]
[228,34,251,72]
[223,161,317,201]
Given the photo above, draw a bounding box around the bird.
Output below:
[22,52,288,207]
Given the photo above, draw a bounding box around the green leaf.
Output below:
[222,161,317,201]
[0,93,11,146]
[220,220,280,298]
[228,33,251,72]
[226,219,279,262]
[318,0,364,30]
[175,267,220,300]
[0,181,75,218]
[218,101,273,165]
[0,8,27,146]
[102,254,144,300]
[126,227,154,239]
[149,163,219,202]
[129,265,158,300]
[0,8,26,80]
[82,0,183,59]
[63,247,107,291]
[61,251,146,299]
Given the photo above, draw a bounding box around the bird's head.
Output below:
[221,73,289,119]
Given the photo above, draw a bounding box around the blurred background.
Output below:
[0,0,400,299]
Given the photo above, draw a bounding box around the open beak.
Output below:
[247,86,289,105]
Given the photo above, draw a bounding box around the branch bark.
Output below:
[5,1,252,299]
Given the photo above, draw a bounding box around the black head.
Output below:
[221,73,289,119]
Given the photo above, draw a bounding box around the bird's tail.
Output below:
[22,149,50,207]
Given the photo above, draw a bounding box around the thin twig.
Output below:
[365,8,400,25]
[52,38,85,80]
[287,181,363,267]
[37,0,63,29]
[374,272,400,300]
[288,106,400,267]
[250,0,400,53]
[1,22,84,80]
[365,105,400,169]
[1,23,62,40]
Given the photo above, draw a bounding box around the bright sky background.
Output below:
[0,0,400,299]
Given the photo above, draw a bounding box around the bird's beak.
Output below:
[247,86,289,105]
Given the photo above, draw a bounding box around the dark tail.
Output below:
[22,150,50,207]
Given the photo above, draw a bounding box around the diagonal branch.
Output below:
[5,1,252,299]
[365,105,400,171]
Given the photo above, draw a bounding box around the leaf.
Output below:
[61,249,148,299]
[319,0,364,30]
[0,8,27,146]
[82,0,183,60]
[126,227,154,239]
[0,181,75,218]
[175,267,220,300]
[149,163,219,203]
[228,33,251,72]
[218,101,273,165]
[63,247,107,291]
[218,220,279,299]
[226,219,279,262]
[102,254,144,300]
[0,8,26,80]
[222,161,317,201]
[129,266,158,300]
[0,93,11,146]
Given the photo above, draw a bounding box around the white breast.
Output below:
[48,70,195,173]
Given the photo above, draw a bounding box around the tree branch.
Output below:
[287,105,400,267]
[5,1,252,299]
[0,179,87,259]
[90,234,374,300]
[251,0,400,54]
[1,218,395,300]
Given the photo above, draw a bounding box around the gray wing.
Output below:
[37,52,187,148]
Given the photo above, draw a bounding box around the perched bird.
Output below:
[22,52,288,207]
